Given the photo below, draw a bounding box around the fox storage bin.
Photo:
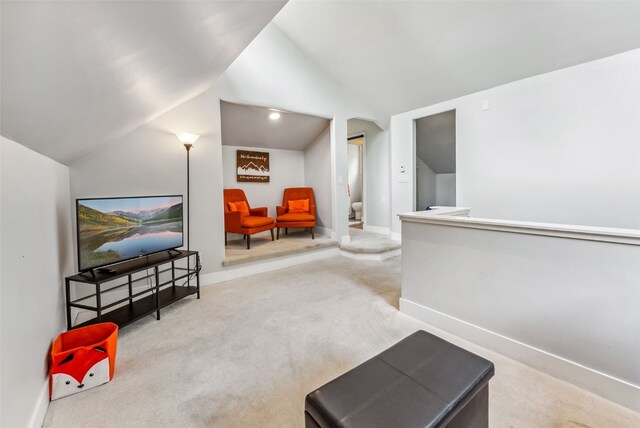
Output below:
[50,322,118,400]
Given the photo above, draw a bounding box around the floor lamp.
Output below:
[177,133,199,283]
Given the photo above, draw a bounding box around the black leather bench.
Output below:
[305,330,494,428]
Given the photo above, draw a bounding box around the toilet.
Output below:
[352,202,363,220]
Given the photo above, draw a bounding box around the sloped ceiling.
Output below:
[221,101,329,151]
[415,110,456,174]
[274,1,640,121]
[0,0,286,164]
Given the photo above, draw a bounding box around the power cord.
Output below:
[145,255,154,293]
[178,258,202,287]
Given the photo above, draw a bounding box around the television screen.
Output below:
[77,195,183,271]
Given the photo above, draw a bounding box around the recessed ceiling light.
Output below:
[269,112,281,120]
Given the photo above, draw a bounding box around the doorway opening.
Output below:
[219,100,336,266]
[347,133,364,229]
[414,110,456,211]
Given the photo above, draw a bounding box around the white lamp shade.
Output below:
[177,133,200,144]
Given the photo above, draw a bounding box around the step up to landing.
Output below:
[340,229,401,260]
[222,229,401,268]
[223,231,339,267]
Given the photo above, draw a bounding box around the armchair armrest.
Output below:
[224,210,243,230]
[249,207,268,217]
[310,204,316,217]
[276,205,287,216]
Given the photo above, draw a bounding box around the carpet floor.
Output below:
[223,231,338,266]
[43,256,639,427]
[343,228,400,254]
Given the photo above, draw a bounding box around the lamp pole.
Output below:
[184,142,192,288]
[177,133,199,287]
[184,143,192,252]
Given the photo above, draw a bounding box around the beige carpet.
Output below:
[43,256,639,427]
[223,231,338,266]
[343,228,400,254]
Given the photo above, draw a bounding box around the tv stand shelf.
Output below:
[65,250,200,330]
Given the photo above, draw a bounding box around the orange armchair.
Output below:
[275,187,316,239]
[223,189,275,249]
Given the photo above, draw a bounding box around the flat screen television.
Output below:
[76,195,184,272]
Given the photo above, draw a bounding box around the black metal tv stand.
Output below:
[65,250,200,330]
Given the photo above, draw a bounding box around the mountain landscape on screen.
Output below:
[77,196,183,271]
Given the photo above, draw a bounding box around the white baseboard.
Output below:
[390,232,401,241]
[340,248,401,261]
[314,226,332,237]
[363,224,391,235]
[28,379,49,428]
[201,247,340,285]
[399,298,640,413]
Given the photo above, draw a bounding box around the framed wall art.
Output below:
[237,150,270,182]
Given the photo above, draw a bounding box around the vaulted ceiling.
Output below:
[0,1,286,164]
[2,1,639,165]
[274,1,640,121]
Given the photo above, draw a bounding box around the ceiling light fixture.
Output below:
[269,112,281,120]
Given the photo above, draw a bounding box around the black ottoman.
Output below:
[305,330,494,428]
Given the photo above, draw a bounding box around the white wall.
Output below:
[346,119,390,230]
[391,49,640,233]
[1,137,73,428]
[400,217,640,411]
[222,145,305,218]
[416,158,436,210]
[216,24,376,125]
[416,168,456,209]
[436,173,456,206]
[304,126,332,230]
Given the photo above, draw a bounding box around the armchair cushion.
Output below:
[228,201,249,216]
[288,199,309,213]
[277,213,315,222]
[241,216,274,228]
